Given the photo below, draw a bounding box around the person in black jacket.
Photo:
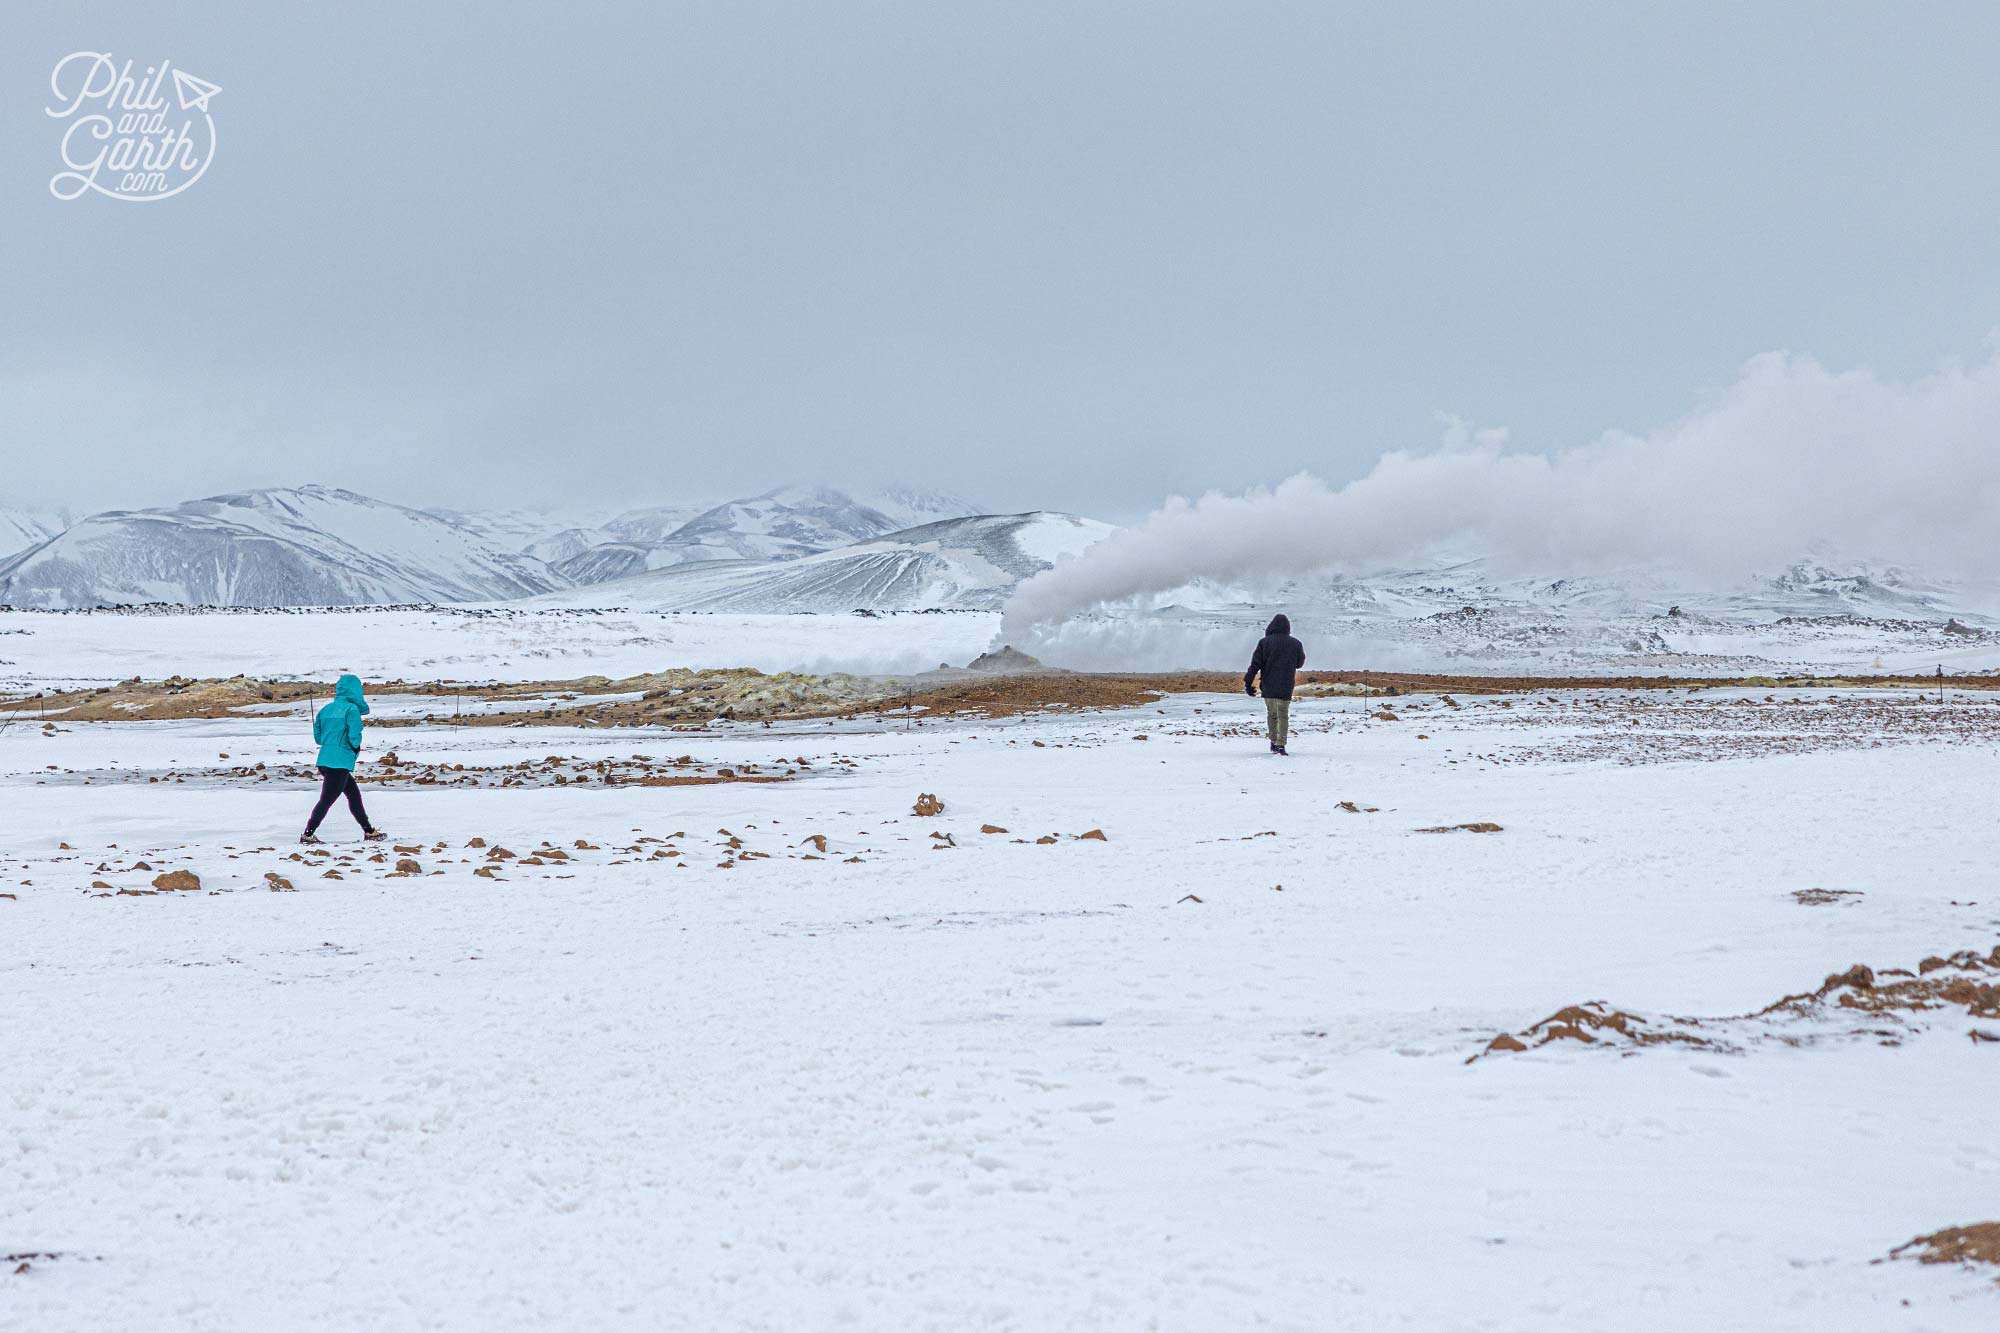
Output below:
[1244,613,1305,754]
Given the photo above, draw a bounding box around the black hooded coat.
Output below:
[1244,614,1306,700]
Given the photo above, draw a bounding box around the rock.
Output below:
[965,645,1045,673]
[395,858,422,873]
[151,870,201,891]
[912,793,944,817]
[264,872,294,891]
[1415,822,1503,834]
[1077,829,1107,841]
[467,837,487,848]
[980,824,1008,834]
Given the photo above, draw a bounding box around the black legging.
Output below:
[305,766,373,834]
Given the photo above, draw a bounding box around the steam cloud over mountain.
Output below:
[1004,347,2000,632]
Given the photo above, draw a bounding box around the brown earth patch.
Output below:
[11,668,1998,727]
[2,676,326,721]
[1888,1223,2000,1269]
[1792,887,1864,906]
[1474,944,2000,1062]
[1472,1002,1711,1061]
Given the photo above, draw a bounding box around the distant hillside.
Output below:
[0,506,67,563]
[0,485,565,608]
[551,484,986,584]
[533,511,1114,612]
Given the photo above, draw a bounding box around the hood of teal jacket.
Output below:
[334,673,370,715]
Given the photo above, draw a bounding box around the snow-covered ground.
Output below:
[0,608,999,691]
[7,595,2000,703]
[4,682,1997,1330]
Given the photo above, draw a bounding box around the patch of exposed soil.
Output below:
[0,675,326,721]
[23,751,841,791]
[409,669,885,727]
[1888,1223,2000,1269]
[1792,887,1864,906]
[11,667,1996,727]
[1472,1002,1712,1060]
[1472,944,2000,1061]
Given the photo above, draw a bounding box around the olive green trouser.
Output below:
[1264,696,1290,747]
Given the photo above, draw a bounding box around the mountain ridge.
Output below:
[0,485,565,608]
[533,511,1114,613]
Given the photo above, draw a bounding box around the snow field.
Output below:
[3,692,1998,1329]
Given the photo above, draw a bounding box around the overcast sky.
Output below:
[5,1,1997,521]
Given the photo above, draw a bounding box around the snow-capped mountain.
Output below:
[424,505,614,553]
[854,485,986,531]
[597,504,713,546]
[0,506,68,563]
[0,485,567,609]
[553,485,987,585]
[651,485,932,564]
[534,511,1113,612]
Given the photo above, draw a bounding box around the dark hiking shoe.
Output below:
[1274,745,1288,756]
[362,828,387,842]
[299,832,324,846]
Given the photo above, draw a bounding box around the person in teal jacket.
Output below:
[301,673,385,844]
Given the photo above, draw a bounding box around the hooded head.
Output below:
[1265,614,1291,637]
[333,673,370,715]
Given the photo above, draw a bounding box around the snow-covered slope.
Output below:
[551,542,662,585]
[537,511,1113,612]
[0,485,567,609]
[422,505,625,566]
[0,506,67,563]
[852,485,986,531]
[554,485,987,584]
[597,504,713,546]
[651,485,915,565]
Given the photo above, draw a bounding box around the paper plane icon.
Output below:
[172,68,221,112]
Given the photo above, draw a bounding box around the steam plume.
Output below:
[1004,346,2000,634]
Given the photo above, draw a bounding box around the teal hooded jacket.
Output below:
[313,674,370,770]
